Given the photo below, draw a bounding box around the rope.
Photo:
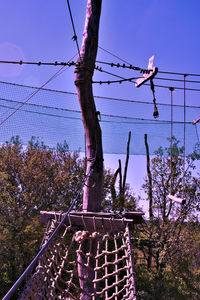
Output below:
[150,79,159,118]
[66,0,80,58]
[5,216,137,299]
[2,168,91,300]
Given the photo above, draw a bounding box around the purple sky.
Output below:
[1,1,200,86]
[1,0,200,213]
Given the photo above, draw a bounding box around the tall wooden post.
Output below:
[75,0,103,213]
[74,1,103,298]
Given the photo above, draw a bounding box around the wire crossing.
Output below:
[0,54,77,127]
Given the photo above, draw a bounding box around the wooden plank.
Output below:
[40,210,144,231]
[122,211,144,224]
[135,67,158,87]
[135,56,158,88]
[40,211,137,232]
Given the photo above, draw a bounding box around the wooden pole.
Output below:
[74,0,103,213]
[144,134,153,221]
[144,134,153,269]
[74,1,103,298]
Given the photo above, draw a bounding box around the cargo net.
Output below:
[20,216,136,300]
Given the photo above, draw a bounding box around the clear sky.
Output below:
[0,0,200,213]
[1,1,200,82]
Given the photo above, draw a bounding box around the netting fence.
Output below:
[0,81,199,155]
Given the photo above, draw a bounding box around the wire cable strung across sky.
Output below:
[1,80,200,109]
[1,58,200,80]
[0,81,198,155]
[66,0,80,58]
[94,65,138,82]
[92,75,139,85]
[94,68,200,91]
[1,59,200,91]
[98,46,200,77]
[98,46,131,65]
[0,60,76,66]
[0,97,194,125]
[0,54,78,127]
[96,61,200,84]
[94,67,200,91]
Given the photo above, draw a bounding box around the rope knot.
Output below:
[90,232,100,239]
[74,230,88,243]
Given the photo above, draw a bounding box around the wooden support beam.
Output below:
[40,211,144,231]
[135,56,158,88]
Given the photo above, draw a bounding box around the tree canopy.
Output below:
[0,136,135,298]
[1,136,200,299]
[134,137,200,299]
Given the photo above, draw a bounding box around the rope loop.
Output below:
[74,230,88,243]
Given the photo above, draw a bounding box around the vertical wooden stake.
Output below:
[144,134,153,269]
[144,134,153,221]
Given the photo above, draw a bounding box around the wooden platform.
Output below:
[40,211,144,232]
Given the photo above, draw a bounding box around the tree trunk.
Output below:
[74,0,103,213]
[144,134,153,269]
[144,134,153,220]
[74,1,103,298]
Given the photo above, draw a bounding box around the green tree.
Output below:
[0,137,128,298]
[134,138,200,299]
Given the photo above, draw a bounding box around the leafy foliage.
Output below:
[109,131,137,212]
[0,137,131,298]
[134,139,200,299]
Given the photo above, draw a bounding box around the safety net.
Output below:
[0,81,199,155]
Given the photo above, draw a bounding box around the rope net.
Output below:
[0,81,199,155]
[19,215,136,300]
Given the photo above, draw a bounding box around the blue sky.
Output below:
[0,0,200,211]
[1,1,200,86]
